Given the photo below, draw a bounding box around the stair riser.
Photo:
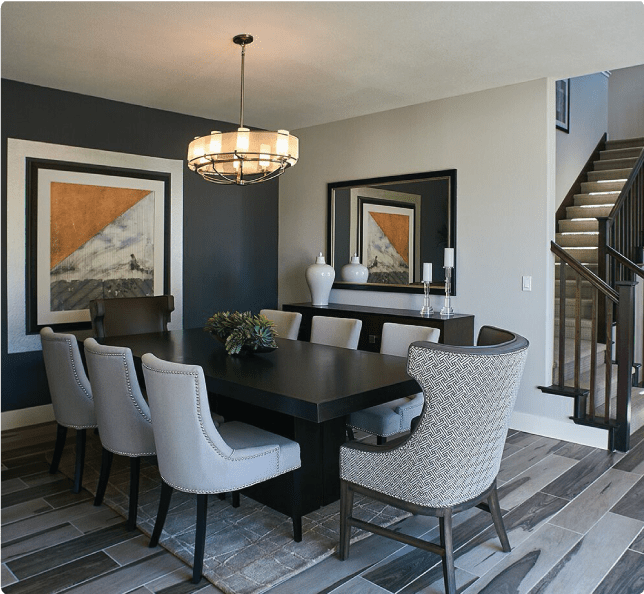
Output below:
[581,180,626,193]
[555,264,598,279]
[600,147,643,160]
[605,137,644,150]
[566,205,613,218]
[554,324,595,342]
[562,283,595,299]
[573,193,620,206]
[587,168,633,182]
[558,219,599,233]
[555,233,598,247]
[555,299,594,318]
[593,158,638,171]
[561,248,598,263]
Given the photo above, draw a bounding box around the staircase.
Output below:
[546,136,644,451]
[554,137,644,376]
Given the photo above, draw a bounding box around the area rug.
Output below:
[54,431,410,594]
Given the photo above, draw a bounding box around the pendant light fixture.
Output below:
[187,34,299,185]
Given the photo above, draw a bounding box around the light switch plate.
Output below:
[522,276,532,291]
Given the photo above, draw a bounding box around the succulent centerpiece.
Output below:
[204,311,278,355]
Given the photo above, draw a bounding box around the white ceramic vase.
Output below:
[341,254,369,283]
[305,253,335,306]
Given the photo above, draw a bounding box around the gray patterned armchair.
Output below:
[338,326,529,594]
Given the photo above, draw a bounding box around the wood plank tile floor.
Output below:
[2,422,644,594]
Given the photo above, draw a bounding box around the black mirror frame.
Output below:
[327,169,457,294]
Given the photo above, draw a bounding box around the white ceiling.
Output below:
[2,2,644,131]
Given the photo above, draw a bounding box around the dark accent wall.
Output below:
[1,79,279,412]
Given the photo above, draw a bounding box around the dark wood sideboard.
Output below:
[282,303,474,351]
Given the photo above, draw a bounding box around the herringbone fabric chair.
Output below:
[339,326,529,594]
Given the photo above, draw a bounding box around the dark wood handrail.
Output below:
[607,147,644,220]
[606,245,644,280]
[551,241,618,302]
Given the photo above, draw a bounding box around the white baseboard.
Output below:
[510,410,609,450]
[2,404,55,430]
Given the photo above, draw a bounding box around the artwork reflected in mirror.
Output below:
[328,170,456,294]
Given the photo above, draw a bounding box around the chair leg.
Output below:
[149,481,173,548]
[72,429,87,494]
[94,448,114,506]
[127,457,141,530]
[439,511,456,594]
[217,493,226,501]
[192,494,208,584]
[290,469,303,543]
[339,480,354,560]
[488,485,511,552]
[50,424,67,474]
[376,435,387,445]
[346,426,355,441]
[232,491,240,508]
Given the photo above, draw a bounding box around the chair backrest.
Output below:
[260,309,302,340]
[380,323,440,357]
[141,353,238,492]
[89,295,174,339]
[84,338,156,456]
[310,316,362,350]
[476,325,516,347]
[400,327,529,507]
[40,327,96,429]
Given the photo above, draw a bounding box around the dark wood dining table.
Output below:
[99,328,420,516]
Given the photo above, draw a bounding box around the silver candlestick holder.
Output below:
[440,266,454,316]
[420,281,433,317]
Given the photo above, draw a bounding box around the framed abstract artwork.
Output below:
[556,78,570,133]
[360,199,415,285]
[32,166,166,328]
[6,139,184,353]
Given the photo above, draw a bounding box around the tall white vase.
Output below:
[306,253,335,306]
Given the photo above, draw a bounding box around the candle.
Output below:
[444,248,454,268]
[422,263,432,283]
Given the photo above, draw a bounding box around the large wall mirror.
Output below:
[327,169,456,294]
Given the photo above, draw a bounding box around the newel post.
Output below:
[614,281,636,452]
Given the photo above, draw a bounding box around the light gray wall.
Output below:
[556,73,608,203]
[608,64,644,140]
[279,78,606,447]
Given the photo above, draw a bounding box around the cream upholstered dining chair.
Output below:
[339,326,529,594]
[259,309,302,340]
[40,328,97,494]
[347,323,440,444]
[89,295,174,338]
[83,338,157,529]
[310,316,362,349]
[142,353,302,584]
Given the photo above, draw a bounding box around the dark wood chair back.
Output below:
[89,295,174,339]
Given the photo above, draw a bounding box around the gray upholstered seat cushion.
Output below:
[348,393,423,436]
[142,353,301,495]
[218,421,301,474]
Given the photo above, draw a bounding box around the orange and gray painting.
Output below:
[49,182,155,311]
[364,211,410,284]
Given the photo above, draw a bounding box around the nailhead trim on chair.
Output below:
[142,363,300,473]
[85,347,151,423]
[42,333,97,430]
